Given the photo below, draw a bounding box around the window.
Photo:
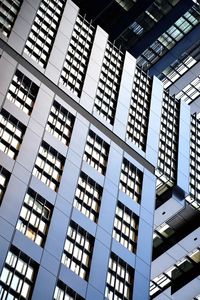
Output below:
[73,171,103,222]
[127,67,152,151]
[24,0,65,68]
[113,201,139,253]
[156,91,179,195]
[119,158,143,203]
[0,246,38,299]
[33,141,65,191]
[94,41,124,125]
[137,4,200,70]
[0,109,26,159]
[16,188,53,247]
[54,280,84,300]
[6,69,39,115]
[0,165,10,205]
[0,0,23,38]
[61,221,94,280]
[83,130,110,175]
[60,14,94,97]
[105,253,134,300]
[46,100,75,146]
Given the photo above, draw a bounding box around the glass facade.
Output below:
[105,253,134,300]
[16,188,53,247]
[126,67,152,151]
[61,221,94,281]
[6,69,39,115]
[0,165,10,205]
[0,0,23,38]
[33,141,65,191]
[119,158,143,203]
[156,91,179,195]
[137,4,200,70]
[0,246,38,299]
[46,100,75,146]
[24,0,65,68]
[94,42,124,125]
[60,14,94,97]
[73,171,103,222]
[0,109,26,159]
[83,130,110,175]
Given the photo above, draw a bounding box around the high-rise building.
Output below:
[0,1,199,300]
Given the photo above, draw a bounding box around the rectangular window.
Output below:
[126,67,152,151]
[6,69,39,115]
[0,165,10,205]
[16,188,53,247]
[0,0,23,38]
[113,201,139,253]
[33,141,65,192]
[94,42,124,125]
[73,171,103,222]
[54,280,84,300]
[60,14,94,97]
[46,100,75,146]
[0,246,38,299]
[61,221,94,280]
[156,91,179,195]
[83,130,110,175]
[0,109,26,159]
[119,158,143,203]
[105,253,134,300]
[24,0,65,68]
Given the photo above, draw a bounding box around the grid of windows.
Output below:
[94,42,124,125]
[0,246,38,299]
[105,253,134,300]
[113,201,138,253]
[83,130,110,175]
[119,158,143,203]
[6,69,39,115]
[33,141,65,192]
[60,14,94,97]
[0,109,26,159]
[176,74,200,105]
[158,38,200,88]
[16,188,53,247]
[117,0,181,50]
[150,248,200,298]
[0,0,22,38]
[0,165,10,205]
[54,280,84,300]
[61,221,94,281]
[156,92,179,195]
[73,171,103,222]
[46,100,75,146]
[126,67,152,151]
[137,4,200,70]
[188,114,200,210]
[24,0,65,68]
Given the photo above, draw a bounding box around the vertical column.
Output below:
[146,76,163,166]
[80,26,108,113]
[113,51,136,140]
[133,170,156,300]
[177,99,190,195]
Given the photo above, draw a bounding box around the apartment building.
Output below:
[0,1,198,300]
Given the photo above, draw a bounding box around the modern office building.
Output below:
[0,1,199,300]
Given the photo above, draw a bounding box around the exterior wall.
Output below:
[0,1,159,300]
